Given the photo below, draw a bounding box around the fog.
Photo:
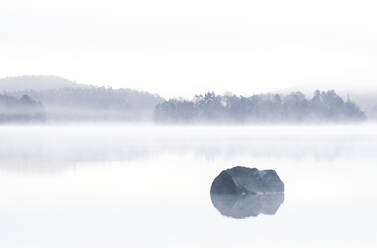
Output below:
[1,124,376,172]
[0,124,376,247]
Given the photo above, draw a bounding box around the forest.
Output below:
[154,90,366,123]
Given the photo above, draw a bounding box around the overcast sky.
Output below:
[1,0,377,98]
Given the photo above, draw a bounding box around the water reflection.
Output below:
[211,192,284,219]
[0,125,373,173]
[210,166,285,219]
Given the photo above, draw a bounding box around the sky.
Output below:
[1,0,377,98]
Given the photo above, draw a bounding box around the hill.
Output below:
[9,87,164,121]
[0,76,164,121]
[0,75,88,92]
[0,94,46,122]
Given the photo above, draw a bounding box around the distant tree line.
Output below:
[0,94,46,122]
[154,90,366,123]
[0,88,367,123]
[8,87,164,121]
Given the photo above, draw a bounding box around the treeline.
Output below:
[0,87,367,123]
[154,90,366,123]
[0,94,46,122]
[8,87,164,121]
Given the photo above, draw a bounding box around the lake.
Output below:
[0,124,376,247]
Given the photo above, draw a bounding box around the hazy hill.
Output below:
[0,75,88,92]
[0,75,164,121]
[0,94,46,122]
[8,87,164,121]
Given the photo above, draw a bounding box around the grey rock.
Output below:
[210,166,285,218]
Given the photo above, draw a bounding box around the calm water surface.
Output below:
[0,125,376,247]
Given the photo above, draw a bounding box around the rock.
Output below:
[211,166,284,194]
[210,166,284,218]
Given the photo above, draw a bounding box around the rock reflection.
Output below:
[211,192,284,219]
[210,166,284,219]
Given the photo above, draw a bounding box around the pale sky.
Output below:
[1,0,377,98]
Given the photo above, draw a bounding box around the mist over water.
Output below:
[2,124,377,170]
[0,124,376,247]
